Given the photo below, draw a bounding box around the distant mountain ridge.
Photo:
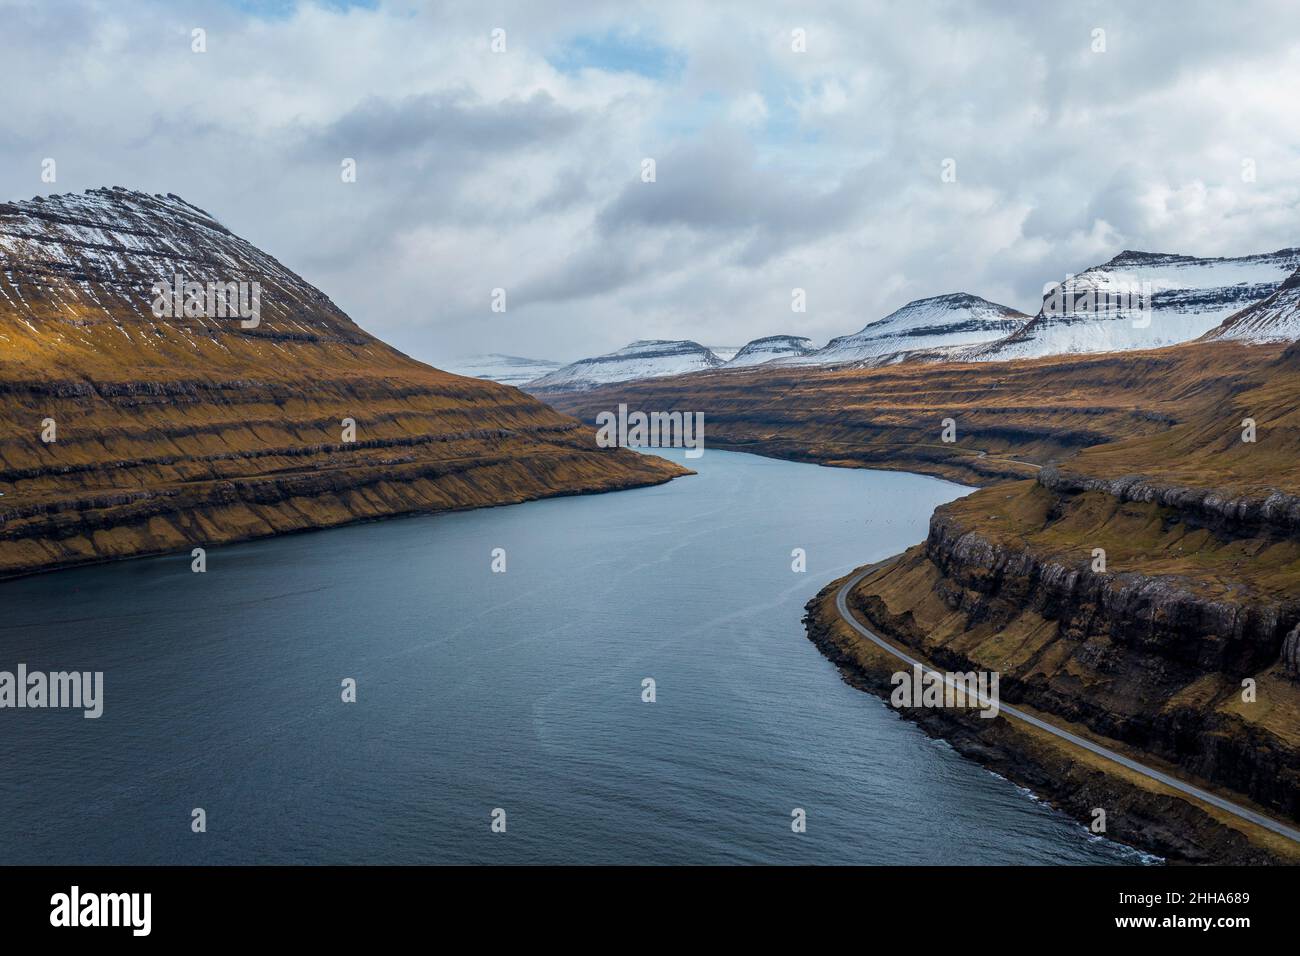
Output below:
[966,247,1300,361]
[526,244,1300,394]
[527,294,1029,391]
[527,339,724,391]
[778,292,1028,368]
[727,335,815,367]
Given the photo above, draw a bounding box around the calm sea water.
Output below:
[0,449,1149,864]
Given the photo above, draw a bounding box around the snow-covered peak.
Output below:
[442,353,562,386]
[526,340,724,391]
[726,335,815,367]
[778,293,1027,367]
[0,186,362,343]
[1203,266,1300,344]
[968,248,1300,361]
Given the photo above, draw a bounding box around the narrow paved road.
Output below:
[835,561,1300,846]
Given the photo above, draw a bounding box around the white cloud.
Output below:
[2,0,1298,366]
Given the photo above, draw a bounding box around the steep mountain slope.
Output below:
[806,342,1300,861]
[0,188,684,577]
[441,353,562,386]
[1203,266,1300,344]
[778,293,1028,367]
[525,339,723,391]
[725,334,814,367]
[970,249,1300,360]
[544,340,1268,485]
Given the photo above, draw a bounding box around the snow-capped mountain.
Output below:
[1202,266,1300,344]
[777,293,1028,367]
[0,187,683,576]
[709,345,743,362]
[527,340,724,391]
[0,186,365,342]
[443,354,562,386]
[517,248,1300,392]
[726,335,815,367]
[967,249,1300,361]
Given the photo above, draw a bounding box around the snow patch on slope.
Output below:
[1203,266,1300,343]
[778,293,1028,367]
[0,186,360,342]
[969,249,1300,360]
[527,340,724,391]
[726,335,815,367]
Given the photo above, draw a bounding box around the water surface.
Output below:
[0,449,1147,864]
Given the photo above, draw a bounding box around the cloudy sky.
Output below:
[4,0,1299,367]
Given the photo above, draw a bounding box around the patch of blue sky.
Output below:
[754,66,822,150]
[652,65,823,147]
[548,28,684,80]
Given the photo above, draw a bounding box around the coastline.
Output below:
[0,455,690,581]
[803,559,1300,865]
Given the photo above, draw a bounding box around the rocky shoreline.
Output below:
[803,565,1300,865]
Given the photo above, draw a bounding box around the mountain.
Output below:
[726,335,815,367]
[778,293,1028,367]
[0,188,684,577]
[442,353,562,386]
[802,340,1300,862]
[526,339,724,391]
[1202,265,1300,343]
[969,248,1300,360]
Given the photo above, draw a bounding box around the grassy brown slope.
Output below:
[795,344,1300,857]
[537,341,1273,486]
[1055,342,1300,504]
[0,189,685,577]
[877,483,1300,810]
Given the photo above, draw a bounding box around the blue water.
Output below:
[0,449,1148,864]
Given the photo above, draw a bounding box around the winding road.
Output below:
[835,561,1300,846]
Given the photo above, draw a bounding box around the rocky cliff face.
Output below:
[827,437,1300,831]
[803,567,1295,863]
[1038,465,1300,537]
[0,188,685,577]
